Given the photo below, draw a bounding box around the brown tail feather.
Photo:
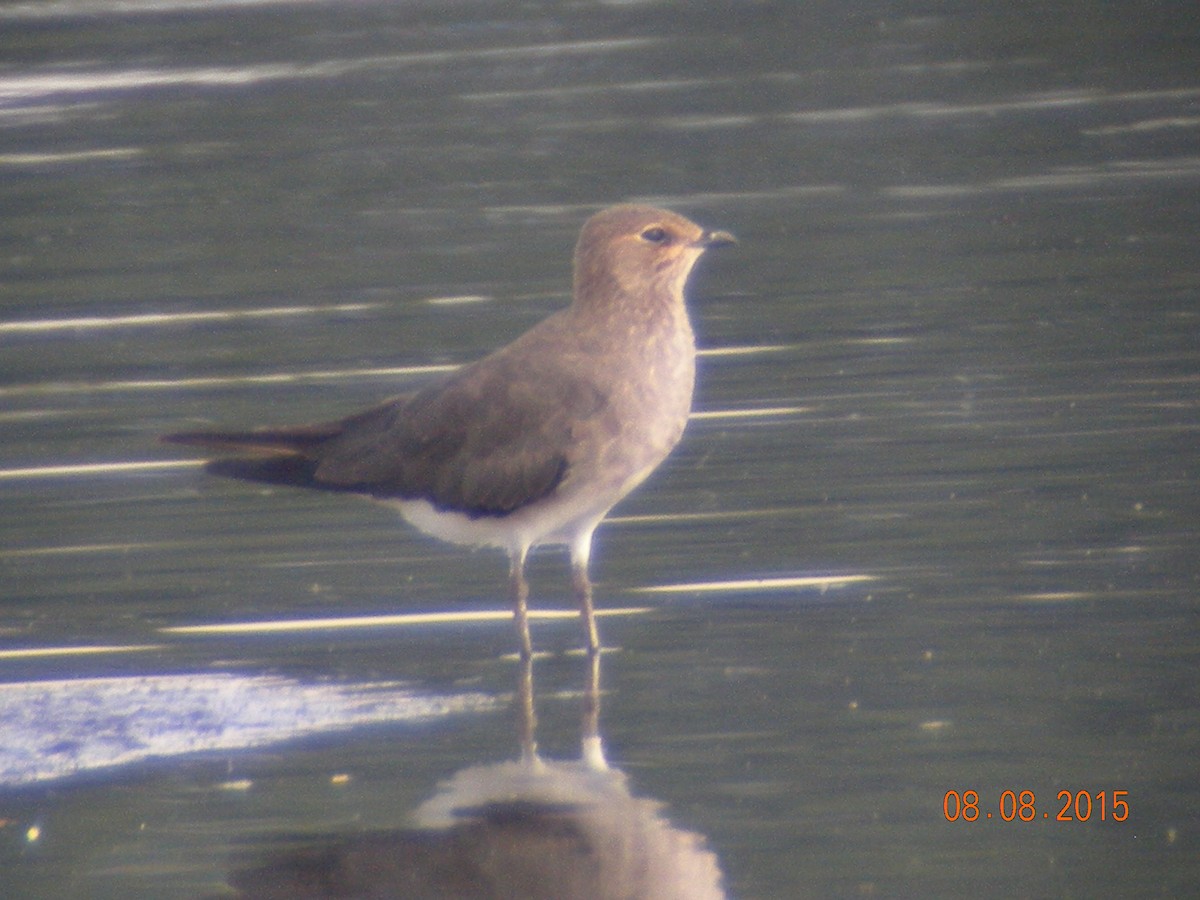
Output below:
[160,424,340,456]
[162,424,363,491]
[203,454,361,491]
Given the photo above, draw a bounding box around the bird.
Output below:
[162,204,735,659]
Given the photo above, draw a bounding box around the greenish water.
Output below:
[2,1,1198,897]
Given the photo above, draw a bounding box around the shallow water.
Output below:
[2,1,1198,897]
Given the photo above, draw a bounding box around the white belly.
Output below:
[384,458,660,556]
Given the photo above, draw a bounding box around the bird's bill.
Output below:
[697,229,737,248]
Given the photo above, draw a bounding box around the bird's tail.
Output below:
[204,453,330,488]
[160,424,338,455]
[160,425,352,491]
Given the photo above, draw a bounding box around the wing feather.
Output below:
[313,353,607,516]
[164,328,611,519]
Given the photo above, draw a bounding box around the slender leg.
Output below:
[509,546,533,660]
[569,528,601,655]
[516,649,538,765]
[580,641,607,771]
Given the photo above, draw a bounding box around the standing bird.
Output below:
[162,205,734,659]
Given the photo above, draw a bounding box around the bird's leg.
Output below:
[572,562,600,655]
[580,636,607,771]
[516,647,538,764]
[572,529,605,768]
[509,547,533,661]
[569,529,601,656]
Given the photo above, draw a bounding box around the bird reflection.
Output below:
[219,653,726,899]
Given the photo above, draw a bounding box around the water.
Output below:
[2,1,1198,896]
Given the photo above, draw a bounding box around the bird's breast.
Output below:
[561,311,695,500]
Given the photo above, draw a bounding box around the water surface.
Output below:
[1,1,1198,897]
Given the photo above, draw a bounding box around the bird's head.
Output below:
[573,205,735,308]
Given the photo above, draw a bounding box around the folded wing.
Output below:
[163,354,609,519]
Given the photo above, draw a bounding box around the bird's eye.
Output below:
[640,226,669,244]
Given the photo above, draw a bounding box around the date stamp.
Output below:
[943,790,1130,822]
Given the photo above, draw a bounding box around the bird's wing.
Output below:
[313,349,609,516]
